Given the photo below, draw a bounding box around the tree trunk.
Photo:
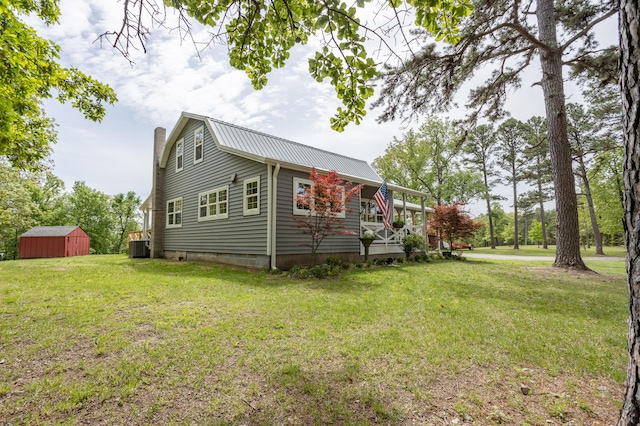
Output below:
[513,177,519,249]
[536,156,549,249]
[538,174,548,249]
[482,163,497,249]
[578,155,605,255]
[487,200,496,249]
[536,0,587,269]
[617,0,640,423]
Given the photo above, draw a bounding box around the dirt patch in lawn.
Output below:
[2,351,623,425]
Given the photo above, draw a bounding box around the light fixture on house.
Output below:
[230,173,237,183]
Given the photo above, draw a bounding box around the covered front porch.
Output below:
[359,193,435,256]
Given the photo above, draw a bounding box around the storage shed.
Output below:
[19,226,90,259]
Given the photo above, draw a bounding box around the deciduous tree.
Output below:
[1,0,117,170]
[292,168,362,262]
[590,148,624,244]
[111,192,142,254]
[428,202,483,249]
[0,162,37,258]
[373,117,484,206]
[529,219,543,247]
[61,182,115,254]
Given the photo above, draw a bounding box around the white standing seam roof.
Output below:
[206,117,384,183]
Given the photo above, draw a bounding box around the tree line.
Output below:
[0,162,141,259]
[372,80,622,253]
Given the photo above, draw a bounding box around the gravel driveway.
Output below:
[461,253,626,261]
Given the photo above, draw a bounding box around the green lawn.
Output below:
[0,255,628,424]
[474,244,627,258]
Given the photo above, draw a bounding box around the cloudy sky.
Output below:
[32,0,617,215]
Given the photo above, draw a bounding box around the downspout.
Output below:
[270,163,281,269]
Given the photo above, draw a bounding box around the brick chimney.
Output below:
[150,127,166,258]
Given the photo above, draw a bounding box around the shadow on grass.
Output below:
[445,261,626,322]
[221,360,402,425]
[124,257,389,294]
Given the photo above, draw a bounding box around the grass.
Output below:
[473,244,627,258]
[0,255,628,424]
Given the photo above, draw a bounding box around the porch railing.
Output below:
[360,222,423,245]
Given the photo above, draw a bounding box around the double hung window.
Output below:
[194,126,204,164]
[243,177,260,216]
[198,186,229,221]
[167,198,183,227]
[176,139,184,172]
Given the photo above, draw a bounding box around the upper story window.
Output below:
[198,186,229,221]
[167,198,183,228]
[194,126,204,164]
[176,139,184,172]
[293,177,345,218]
[243,177,260,216]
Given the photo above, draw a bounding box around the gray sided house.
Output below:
[142,112,432,270]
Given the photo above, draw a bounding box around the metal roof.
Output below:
[206,117,383,183]
[21,226,81,237]
[158,112,428,198]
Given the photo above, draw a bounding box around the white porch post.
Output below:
[421,197,427,252]
[402,193,407,222]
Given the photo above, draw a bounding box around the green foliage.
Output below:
[325,256,342,267]
[372,117,484,205]
[0,165,141,256]
[64,182,114,254]
[401,233,424,258]
[0,0,117,170]
[110,192,142,254]
[528,220,543,246]
[288,263,341,279]
[589,149,624,244]
[0,162,37,258]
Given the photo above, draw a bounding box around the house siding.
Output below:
[275,168,361,256]
[163,119,268,255]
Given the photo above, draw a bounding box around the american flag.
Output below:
[373,182,391,229]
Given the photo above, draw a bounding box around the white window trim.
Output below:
[293,177,345,218]
[293,177,313,216]
[193,126,204,164]
[166,197,183,228]
[198,185,229,221]
[243,176,260,216]
[176,138,184,172]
